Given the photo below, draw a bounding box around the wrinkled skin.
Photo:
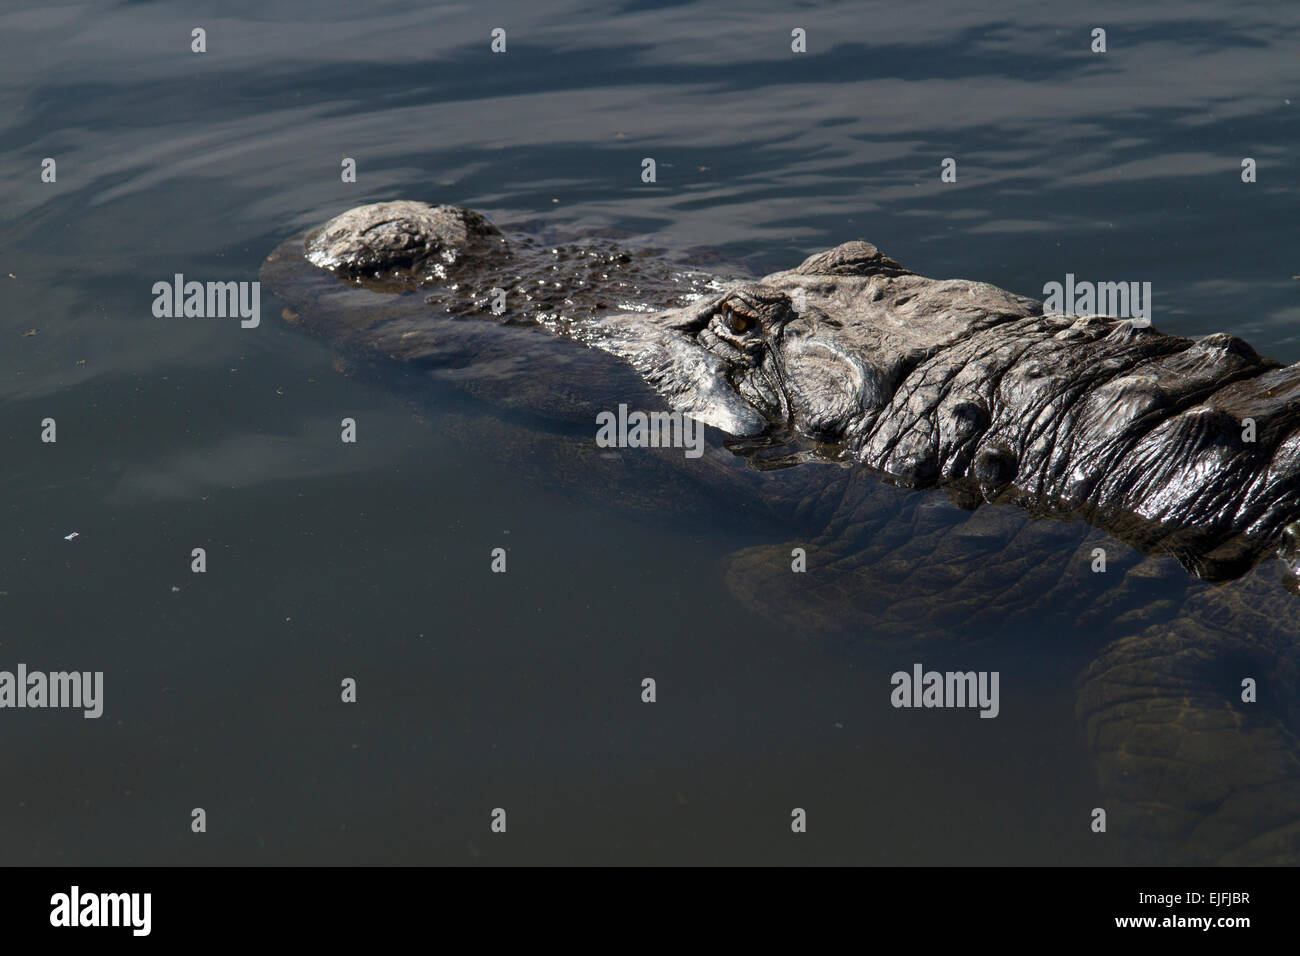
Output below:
[264,201,1300,863]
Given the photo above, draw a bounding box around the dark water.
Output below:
[1,0,1298,864]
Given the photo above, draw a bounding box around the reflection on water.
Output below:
[1,0,1298,864]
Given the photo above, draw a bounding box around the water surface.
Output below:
[2,0,1298,864]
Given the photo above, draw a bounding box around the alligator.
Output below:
[263,200,1300,865]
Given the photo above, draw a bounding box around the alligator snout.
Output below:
[304,201,507,279]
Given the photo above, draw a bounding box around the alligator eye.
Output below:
[720,305,752,334]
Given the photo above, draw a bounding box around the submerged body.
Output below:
[264,201,1300,863]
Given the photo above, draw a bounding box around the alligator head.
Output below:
[584,240,1040,444]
